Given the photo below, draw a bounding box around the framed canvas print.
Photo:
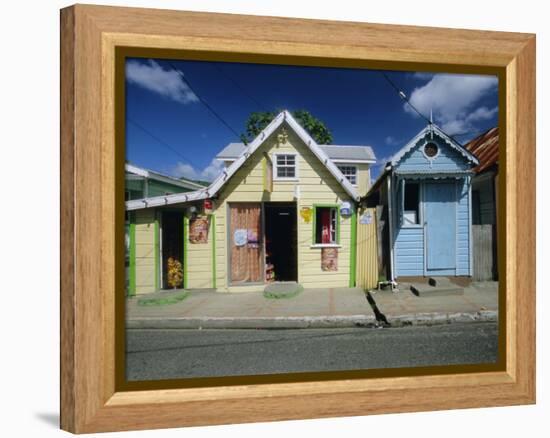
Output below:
[60,4,536,434]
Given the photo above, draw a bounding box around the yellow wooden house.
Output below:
[125,110,376,294]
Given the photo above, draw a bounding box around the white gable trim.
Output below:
[390,125,479,167]
[126,111,359,211]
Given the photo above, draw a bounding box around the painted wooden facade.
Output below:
[126,111,375,294]
[366,124,479,281]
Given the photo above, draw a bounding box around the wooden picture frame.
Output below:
[60,4,535,433]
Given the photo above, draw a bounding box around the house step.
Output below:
[409,280,464,297]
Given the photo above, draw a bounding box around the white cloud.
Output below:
[385,136,398,146]
[172,159,224,182]
[126,59,198,104]
[404,74,498,135]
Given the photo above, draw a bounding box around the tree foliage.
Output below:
[240,110,333,145]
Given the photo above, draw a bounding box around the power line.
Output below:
[127,117,193,163]
[381,72,432,125]
[162,60,243,140]
[211,63,270,112]
[380,72,478,145]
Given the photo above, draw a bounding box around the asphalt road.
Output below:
[126,322,499,381]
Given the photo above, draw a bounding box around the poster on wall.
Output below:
[321,247,338,271]
[189,215,210,244]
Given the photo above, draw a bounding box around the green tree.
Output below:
[240,110,333,145]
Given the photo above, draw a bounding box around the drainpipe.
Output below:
[387,173,395,282]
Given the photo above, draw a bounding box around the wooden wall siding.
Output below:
[395,227,425,276]
[456,178,472,275]
[213,125,353,290]
[186,216,215,289]
[474,177,496,225]
[134,209,157,294]
[147,179,192,197]
[396,136,471,172]
[472,224,495,281]
[356,208,379,289]
[355,163,372,197]
[391,130,474,278]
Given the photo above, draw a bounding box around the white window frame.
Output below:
[313,206,339,245]
[273,152,299,181]
[401,179,423,228]
[337,165,358,186]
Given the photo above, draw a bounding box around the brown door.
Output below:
[229,203,263,284]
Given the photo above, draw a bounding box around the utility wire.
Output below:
[380,72,480,145]
[381,72,432,125]
[212,63,270,112]
[163,60,243,140]
[127,117,193,163]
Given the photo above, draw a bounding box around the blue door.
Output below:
[424,182,456,272]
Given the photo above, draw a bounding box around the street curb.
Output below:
[126,310,497,329]
[126,315,377,329]
[385,310,498,327]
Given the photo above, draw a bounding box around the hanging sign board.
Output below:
[360,211,373,225]
[340,201,352,217]
[300,207,312,223]
[321,247,338,271]
[204,199,213,215]
[233,229,248,247]
[189,215,210,244]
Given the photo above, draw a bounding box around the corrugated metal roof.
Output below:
[464,127,499,174]
[216,142,376,162]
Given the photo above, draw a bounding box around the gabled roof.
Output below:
[390,124,479,167]
[125,163,205,191]
[464,127,499,174]
[217,142,376,163]
[126,111,362,211]
[362,124,480,202]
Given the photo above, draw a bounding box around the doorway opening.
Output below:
[264,202,298,282]
[161,210,184,289]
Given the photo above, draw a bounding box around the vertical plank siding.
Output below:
[356,208,379,289]
[214,127,354,291]
[133,209,157,294]
[472,224,495,280]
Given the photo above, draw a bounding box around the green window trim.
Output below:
[349,208,357,287]
[312,204,341,244]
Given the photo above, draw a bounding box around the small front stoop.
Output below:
[409,277,464,297]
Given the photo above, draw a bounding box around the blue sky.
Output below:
[125,58,498,180]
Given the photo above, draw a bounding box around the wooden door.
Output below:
[229,203,263,284]
[424,182,456,271]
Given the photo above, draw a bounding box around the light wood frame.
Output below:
[60,4,536,434]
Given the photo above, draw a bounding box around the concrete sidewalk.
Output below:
[368,281,499,326]
[126,282,499,329]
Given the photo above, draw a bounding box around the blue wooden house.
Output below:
[365,124,479,281]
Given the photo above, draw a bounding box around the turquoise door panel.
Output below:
[424,183,456,271]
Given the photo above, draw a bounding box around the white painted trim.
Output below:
[126,189,209,211]
[420,140,441,162]
[126,111,360,211]
[387,174,395,281]
[272,151,299,181]
[331,159,376,164]
[125,163,204,190]
[336,164,358,186]
[455,179,459,276]
[422,182,427,276]
[284,111,359,200]
[310,244,342,249]
[390,124,479,167]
